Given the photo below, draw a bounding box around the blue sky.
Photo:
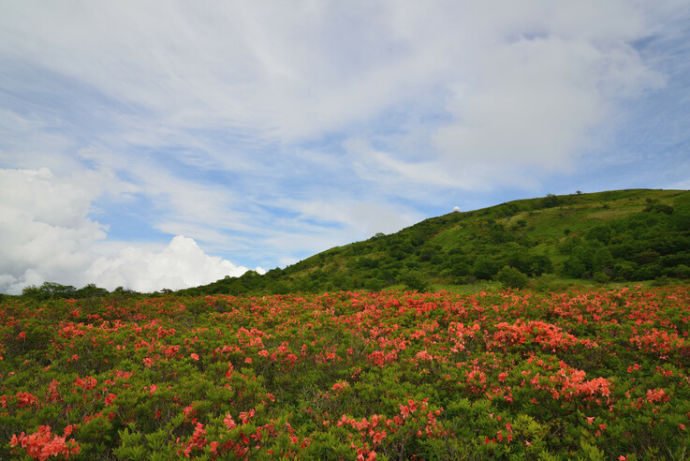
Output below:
[1,1,688,293]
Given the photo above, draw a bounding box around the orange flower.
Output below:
[372,430,386,444]
[223,414,236,430]
[10,425,80,460]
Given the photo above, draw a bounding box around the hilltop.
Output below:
[180,189,690,296]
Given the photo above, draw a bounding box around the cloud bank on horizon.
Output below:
[1,1,688,293]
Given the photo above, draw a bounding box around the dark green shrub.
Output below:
[473,256,500,279]
[541,193,561,208]
[398,270,429,292]
[496,266,528,289]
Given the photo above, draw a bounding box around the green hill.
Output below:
[179,189,690,296]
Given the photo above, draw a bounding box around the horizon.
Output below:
[1,2,689,294]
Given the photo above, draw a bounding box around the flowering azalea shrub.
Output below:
[1,286,689,459]
[10,425,80,460]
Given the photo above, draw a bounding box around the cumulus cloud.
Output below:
[0,168,106,293]
[85,236,255,293]
[0,168,253,294]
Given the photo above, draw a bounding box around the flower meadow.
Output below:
[1,286,689,460]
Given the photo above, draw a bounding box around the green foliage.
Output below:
[473,256,501,280]
[169,189,690,296]
[585,224,612,244]
[10,192,689,302]
[20,281,124,300]
[496,265,529,289]
[22,282,77,300]
[540,193,562,208]
[672,195,690,230]
[397,270,430,292]
[1,287,690,459]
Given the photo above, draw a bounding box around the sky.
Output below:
[1,1,689,294]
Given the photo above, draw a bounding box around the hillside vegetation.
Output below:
[180,189,690,296]
[2,287,689,459]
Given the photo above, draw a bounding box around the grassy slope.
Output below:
[180,189,690,295]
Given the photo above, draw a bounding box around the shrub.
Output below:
[473,256,500,280]
[496,265,529,289]
[593,271,610,283]
[541,193,561,208]
[398,270,430,292]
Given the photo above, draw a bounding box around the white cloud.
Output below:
[85,236,250,292]
[432,35,663,173]
[0,2,416,141]
[248,197,425,263]
[0,110,79,172]
[0,168,106,294]
[346,138,541,192]
[75,147,259,234]
[287,198,423,237]
[0,168,253,294]
[0,2,654,146]
[354,2,667,188]
[0,1,680,187]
